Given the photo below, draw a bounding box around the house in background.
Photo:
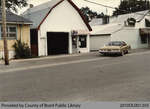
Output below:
[90,23,123,51]
[89,16,110,26]
[0,10,32,59]
[23,0,92,56]
[90,10,150,51]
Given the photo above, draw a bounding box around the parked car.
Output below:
[99,41,131,56]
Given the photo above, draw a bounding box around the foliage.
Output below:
[113,0,150,16]
[13,40,31,59]
[0,0,28,12]
[80,7,106,22]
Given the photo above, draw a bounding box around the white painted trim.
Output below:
[38,30,41,56]
[87,34,90,52]
[69,32,72,54]
[0,22,32,25]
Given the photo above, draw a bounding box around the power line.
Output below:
[83,0,150,16]
[83,0,117,10]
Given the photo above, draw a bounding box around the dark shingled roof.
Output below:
[0,10,32,24]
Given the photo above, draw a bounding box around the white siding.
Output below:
[40,0,89,32]
[38,0,89,56]
[135,19,146,28]
[111,27,148,49]
[0,51,15,59]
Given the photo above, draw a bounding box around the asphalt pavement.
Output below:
[0,48,150,101]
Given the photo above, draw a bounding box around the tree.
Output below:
[80,7,105,22]
[113,0,150,16]
[0,0,28,12]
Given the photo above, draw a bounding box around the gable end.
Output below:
[37,0,92,31]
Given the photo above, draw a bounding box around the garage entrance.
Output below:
[90,35,111,51]
[47,32,69,55]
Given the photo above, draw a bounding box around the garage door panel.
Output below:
[90,36,111,51]
[47,32,69,55]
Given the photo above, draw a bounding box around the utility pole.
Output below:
[1,0,9,65]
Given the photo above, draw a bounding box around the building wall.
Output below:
[18,25,31,47]
[111,27,148,49]
[135,19,145,28]
[0,24,30,59]
[38,0,90,56]
[135,15,150,28]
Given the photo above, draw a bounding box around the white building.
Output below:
[23,0,92,56]
[90,10,150,51]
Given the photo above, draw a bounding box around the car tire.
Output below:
[120,51,124,56]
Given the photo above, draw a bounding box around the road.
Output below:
[0,50,150,101]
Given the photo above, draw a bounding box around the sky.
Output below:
[20,0,120,15]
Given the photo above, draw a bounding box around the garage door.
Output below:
[90,35,111,51]
[47,32,69,55]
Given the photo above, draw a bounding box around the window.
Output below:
[106,41,122,46]
[72,36,77,48]
[141,36,147,44]
[79,35,87,48]
[1,26,17,39]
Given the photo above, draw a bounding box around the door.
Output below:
[30,29,38,56]
[90,35,111,51]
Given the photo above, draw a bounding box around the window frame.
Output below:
[141,36,148,44]
[0,25,17,40]
[79,35,87,48]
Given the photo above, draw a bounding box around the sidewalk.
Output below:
[0,52,100,73]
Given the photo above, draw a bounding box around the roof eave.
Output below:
[0,21,32,25]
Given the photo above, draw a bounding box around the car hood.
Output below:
[100,46,121,50]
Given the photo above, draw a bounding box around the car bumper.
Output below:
[99,51,121,55]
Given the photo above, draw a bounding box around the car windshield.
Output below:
[106,41,122,46]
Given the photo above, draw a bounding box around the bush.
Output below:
[13,40,31,59]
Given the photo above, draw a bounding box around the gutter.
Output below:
[0,21,33,25]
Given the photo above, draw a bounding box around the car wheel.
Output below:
[120,51,124,56]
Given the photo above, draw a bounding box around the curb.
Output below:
[0,49,149,63]
[1,52,93,63]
